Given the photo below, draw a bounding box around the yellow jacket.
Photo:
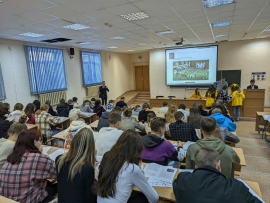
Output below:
[205,91,218,107]
[232,91,245,106]
[190,92,203,99]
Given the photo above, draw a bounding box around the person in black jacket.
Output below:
[56,99,69,117]
[45,100,58,116]
[138,103,154,123]
[33,100,40,112]
[247,79,259,89]
[173,147,262,203]
[99,81,109,105]
[0,102,13,138]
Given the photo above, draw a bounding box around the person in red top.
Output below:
[0,130,57,203]
[24,103,36,124]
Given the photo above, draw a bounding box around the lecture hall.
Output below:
[0,0,270,203]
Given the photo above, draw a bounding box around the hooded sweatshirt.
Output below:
[186,137,240,177]
[0,116,13,138]
[132,107,142,116]
[210,113,236,132]
[142,134,184,166]
[97,112,110,132]
[7,110,26,123]
[95,127,123,156]
[0,138,15,169]
[65,120,93,136]
[232,90,245,106]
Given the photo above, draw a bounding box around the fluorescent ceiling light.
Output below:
[265,28,270,31]
[62,24,90,31]
[214,33,228,38]
[203,0,235,8]
[155,30,174,35]
[111,36,126,40]
[138,43,148,46]
[121,12,149,21]
[108,46,118,49]
[257,36,268,38]
[19,32,44,38]
[211,21,232,28]
[127,50,135,51]
[77,42,91,45]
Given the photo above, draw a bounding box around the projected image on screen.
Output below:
[172,60,209,81]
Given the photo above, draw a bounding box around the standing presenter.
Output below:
[99,81,109,105]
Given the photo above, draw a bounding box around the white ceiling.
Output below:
[0,0,269,52]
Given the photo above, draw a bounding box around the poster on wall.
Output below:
[251,72,266,81]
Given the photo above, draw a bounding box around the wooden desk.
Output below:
[150,98,206,109]
[84,113,97,124]
[90,120,99,129]
[243,89,265,118]
[26,124,38,130]
[57,117,70,130]
[52,130,66,141]
[255,112,270,131]
[151,107,160,111]
[0,196,18,203]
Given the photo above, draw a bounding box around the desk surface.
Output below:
[52,130,66,140]
[0,196,18,203]
[26,124,38,130]
[90,120,99,128]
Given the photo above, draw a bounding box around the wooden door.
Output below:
[135,66,144,91]
[143,65,150,91]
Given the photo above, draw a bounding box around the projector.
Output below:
[175,38,184,45]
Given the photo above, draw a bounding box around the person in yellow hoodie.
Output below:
[231,86,245,121]
[190,88,204,99]
[205,85,218,109]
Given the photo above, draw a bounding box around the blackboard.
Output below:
[217,70,241,86]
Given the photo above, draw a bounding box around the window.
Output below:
[0,64,6,100]
[24,45,67,94]
[81,51,102,86]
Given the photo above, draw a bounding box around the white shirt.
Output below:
[95,127,123,156]
[97,163,159,203]
[158,106,168,114]
[177,109,189,120]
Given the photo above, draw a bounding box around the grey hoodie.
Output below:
[97,111,110,132]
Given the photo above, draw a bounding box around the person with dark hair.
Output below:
[142,117,185,166]
[0,130,57,203]
[169,111,198,142]
[173,147,261,203]
[186,117,240,177]
[80,100,92,112]
[145,112,156,134]
[115,97,127,108]
[231,86,245,121]
[138,103,154,123]
[208,102,217,116]
[190,88,203,99]
[97,106,122,132]
[228,83,239,95]
[94,130,159,203]
[205,85,218,109]
[217,85,230,105]
[0,103,17,138]
[106,100,114,110]
[45,100,58,116]
[214,77,228,92]
[93,100,106,118]
[197,104,208,116]
[7,103,24,122]
[56,128,96,203]
[56,99,70,117]
[99,81,109,105]
[3,103,10,116]
[33,100,40,112]
[119,108,145,132]
[24,103,36,124]
[158,101,169,113]
[177,103,189,120]
[187,106,202,129]
[95,113,123,155]
[0,117,27,169]
[72,97,78,105]
[247,79,258,89]
[210,108,236,132]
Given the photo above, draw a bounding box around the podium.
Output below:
[243,89,265,118]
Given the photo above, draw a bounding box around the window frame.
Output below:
[0,63,6,100]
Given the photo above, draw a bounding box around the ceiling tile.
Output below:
[21,11,58,22]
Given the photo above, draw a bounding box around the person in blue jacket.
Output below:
[210,108,236,132]
[99,81,109,105]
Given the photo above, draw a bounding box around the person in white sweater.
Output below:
[0,118,27,169]
[94,129,159,203]
[95,113,123,156]
[68,103,88,121]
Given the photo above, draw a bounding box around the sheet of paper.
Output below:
[237,179,265,203]
[183,141,196,151]
[263,115,270,120]
[48,149,66,161]
[85,112,95,116]
[148,178,172,187]
[59,117,68,122]
[180,169,194,173]
[144,163,177,183]
[42,146,51,155]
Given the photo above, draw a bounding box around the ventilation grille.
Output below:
[86,85,99,97]
[39,91,67,106]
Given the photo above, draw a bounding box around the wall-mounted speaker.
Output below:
[70,48,74,55]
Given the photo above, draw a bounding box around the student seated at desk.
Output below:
[95,113,123,156]
[93,100,106,118]
[24,103,35,124]
[205,85,218,109]
[115,97,127,108]
[186,117,240,177]
[210,108,236,132]
[35,104,61,146]
[56,99,70,117]
[169,112,198,142]
[144,112,156,134]
[174,147,261,203]
[158,101,169,113]
[0,117,27,170]
[69,103,88,121]
[132,105,142,116]
[106,100,115,111]
[0,130,57,203]
[3,102,10,116]
[190,88,203,99]
[177,104,189,120]
[56,128,96,203]
[65,118,93,136]
[142,117,185,166]
[120,108,145,132]
[94,130,159,203]
[33,100,40,112]
[45,100,58,116]
[138,103,155,123]
[198,104,208,116]
[216,126,240,144]
[7,103,24,122]
[80,100,92,112]
[165,104,177,123]
[187,106,202,129]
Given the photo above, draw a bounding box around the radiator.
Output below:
[86,85,99,97]
[39,91,67,106]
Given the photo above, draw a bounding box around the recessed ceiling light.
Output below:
[19,32,45,38]
[138,43,148,46]
[265,28,270,31]
[121,12,149,21]
[127,50,135,51]
[211,21,232,28]
[214,33,228,38]
[77,42,91,45]
[257,36,268,38]
[108,46,118,49]
[62,24,90,31]
[111,36,126,40]
[203,0,235,8]
[155,30,174,35]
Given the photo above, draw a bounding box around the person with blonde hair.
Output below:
[69,103,88,121]
[56,128,96,203]
[119,108,145,132]
[35,104,61,145]
[7,103,24,122]
[145,112,156,134]
[165,104,177,123]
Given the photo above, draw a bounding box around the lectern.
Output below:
[243,89,265,118]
